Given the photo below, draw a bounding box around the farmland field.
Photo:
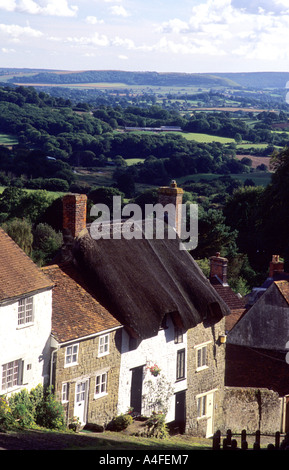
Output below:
[0,133,18,145]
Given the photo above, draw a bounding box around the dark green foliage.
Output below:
[107,414,133,432]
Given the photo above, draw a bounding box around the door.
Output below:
[175,391,186,433]
[130,366,143,414]
[74,379,89,424]
[206,392,214,438]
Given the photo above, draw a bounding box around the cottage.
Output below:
[0,228,53,396]
[225,256,289,433]
[43,263,122,427]
[55,182,231,435]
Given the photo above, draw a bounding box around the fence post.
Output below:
[275,431,280,450]
[212,430,221,450]
[241,429,247,450]
[253,430,261,450]
[226,429,232,446]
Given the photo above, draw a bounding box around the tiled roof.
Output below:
[42,264,121,343]
[210,276,246,331]
[275,280,289,304]
[0,228,53,302]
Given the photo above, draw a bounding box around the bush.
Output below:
[145,412,168,439]
[107,413,133,432]
[0,396,15,431]
[0,385,66,431]
[35,387,66,430]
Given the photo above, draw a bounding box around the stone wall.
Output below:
[186,317,227,436]
[222,387,282,434]
[53,328,122,428]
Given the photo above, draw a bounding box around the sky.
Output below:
[1,0,289,73]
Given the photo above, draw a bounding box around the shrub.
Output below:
[9,389,35,428]
[0,396,15,431]
[145,411,168,439]
[35,387,66,430]
[107,413,133,432]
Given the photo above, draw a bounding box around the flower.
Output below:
[148,363,161,376]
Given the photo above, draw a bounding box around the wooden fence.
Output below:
[212,429,286,450]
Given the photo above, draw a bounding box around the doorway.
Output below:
[74,379,89,424]
[175,390,186,433]
[130,366,143,415]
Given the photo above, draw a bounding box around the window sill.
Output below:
[64,362,78,368]
[94,392,108,400]
[98,352,110,358]
[196,365,209,372]
[17,323,34,330]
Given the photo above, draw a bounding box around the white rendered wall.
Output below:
[0,289,52,396]
[117,315,187,423]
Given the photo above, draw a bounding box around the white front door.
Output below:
[74,380,89,424]
[206,392,214,438]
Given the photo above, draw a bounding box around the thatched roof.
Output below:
[68,221,230,340]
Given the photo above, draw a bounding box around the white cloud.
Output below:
[85,16,104,25]
[67,32,110,47]
[109,5,129,17]
[0,23,43,40]
[0,0,78,17]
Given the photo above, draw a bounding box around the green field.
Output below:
[0,133,18,145]
[176,171,272,187]
[179,132,235,144]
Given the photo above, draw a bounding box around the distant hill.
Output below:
[1,68,289,89]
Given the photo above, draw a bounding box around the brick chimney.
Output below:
[269,255,284,278]
[62,193,87,238]
[209,252,228,286]
[157,180,184,236]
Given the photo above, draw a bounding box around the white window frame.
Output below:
[61,382,69,403]
[95,372,108,398]
[17,296,34,327]
[194,341,211,371]
[1,359,22,392]
[98,334,109,357]
[65,344,79,367]
[197,394,207,418]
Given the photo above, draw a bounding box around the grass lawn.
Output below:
[176,171,272,187]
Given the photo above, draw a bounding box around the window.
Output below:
[176,349,185,380]
[95,372,108,397]
[98,334,109,356]
[65,344,78,366]
[18,297,33,326]
[2,359,22,390]
[195,342,210,371]
[174,327,183,344]
[62,383,69,403]
[197,395,207,418]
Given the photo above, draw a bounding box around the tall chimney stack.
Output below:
[209,252,228,286]
[62,193,87,238]
[269,255,284,278]
[157,180,184,236]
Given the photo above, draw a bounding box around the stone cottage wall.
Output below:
[222,387,282,434]
[53,328,122,428]
[186,317,226,436]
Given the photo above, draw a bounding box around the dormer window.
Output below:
[18,297,33,326]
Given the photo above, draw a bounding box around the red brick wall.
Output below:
[63,194,87,238]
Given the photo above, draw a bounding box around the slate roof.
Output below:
[0,227,53,303]
[68,223,231,340]
[42,263,121,344]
